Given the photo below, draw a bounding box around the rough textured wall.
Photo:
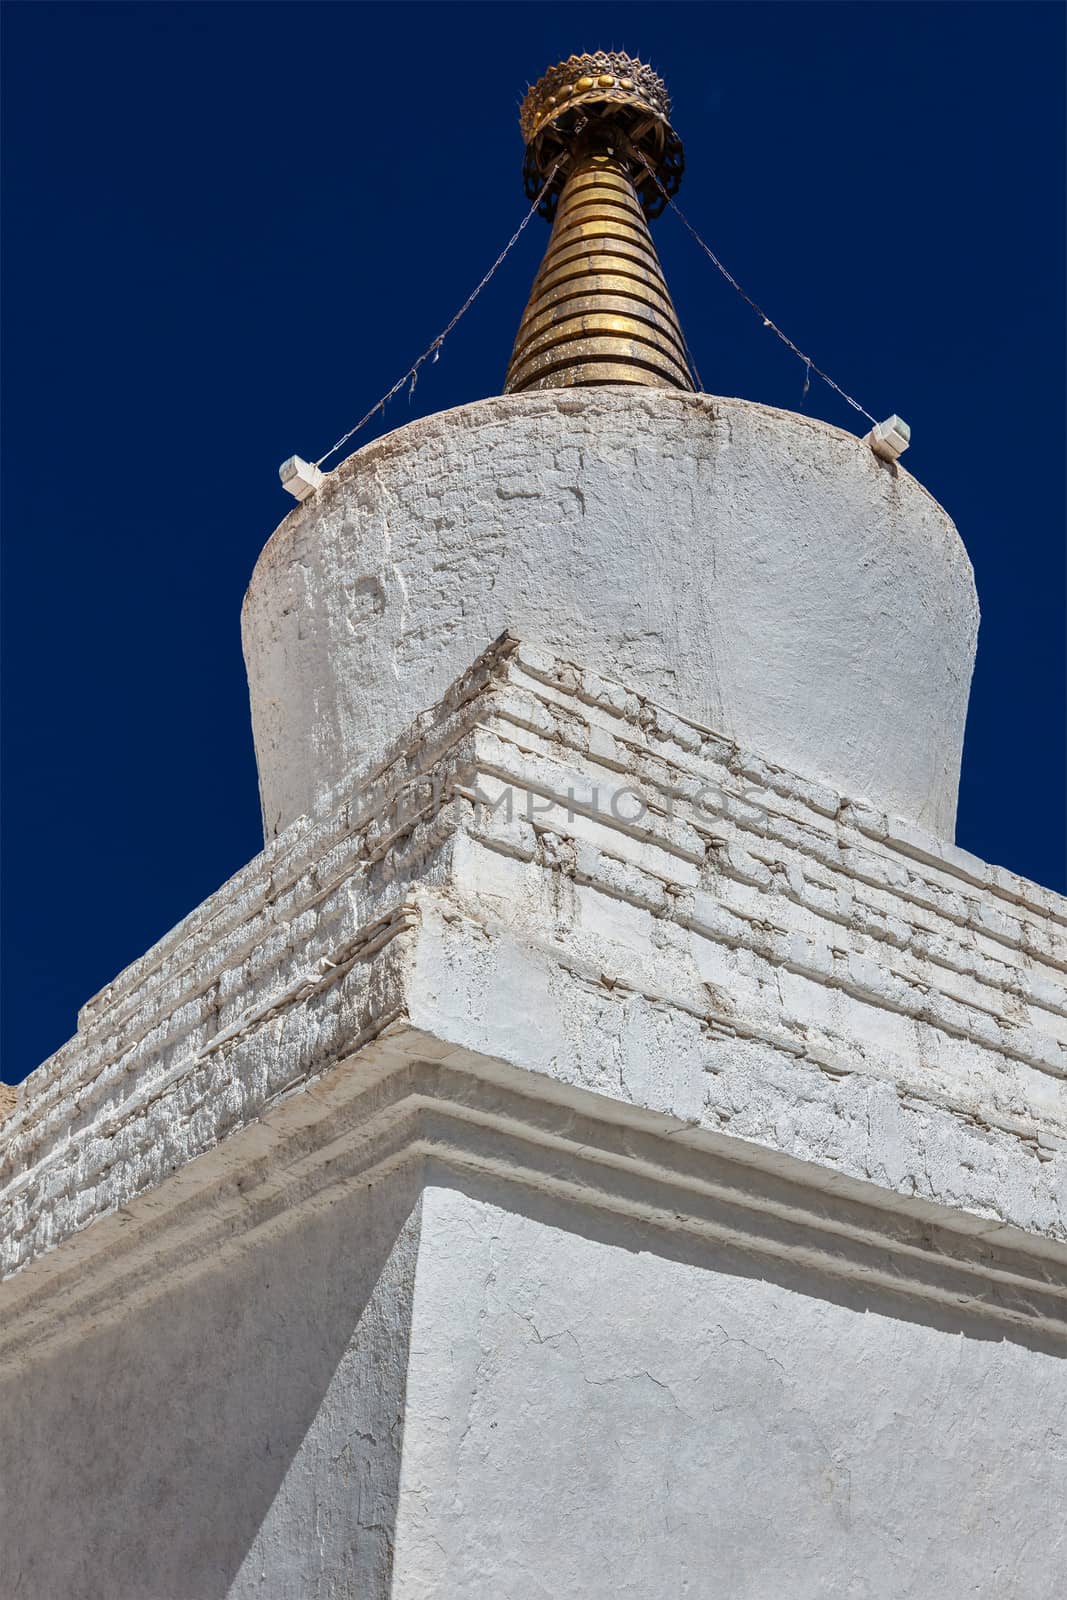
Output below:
[6,640,1064,1291]
[5,640,1062,1600]
[392,1183,1067,1600]
[243,391,977,841]
[0,1180,421,1600]
[8,1166,1061,1600]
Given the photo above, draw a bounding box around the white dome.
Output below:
[243,390,978,840]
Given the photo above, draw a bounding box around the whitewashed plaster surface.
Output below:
[2,1181,421,1600]
[242,391,978,841]
[2,639,1065,1598]
[392,1183,1066,1600]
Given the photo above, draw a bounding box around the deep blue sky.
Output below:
[3,1,1064,1082]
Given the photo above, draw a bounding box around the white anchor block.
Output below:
[279,455,325,501]
[866,415,911,463]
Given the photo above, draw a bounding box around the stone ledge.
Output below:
[3,638,1065,1294]
[3,1032,1065,1371]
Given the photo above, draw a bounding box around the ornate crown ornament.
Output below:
[520,51,684,220]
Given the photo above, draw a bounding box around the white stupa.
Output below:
[2,52,1065,1600]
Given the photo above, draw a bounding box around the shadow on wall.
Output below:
[1,1175,422,1600]
[432,1160,1067,1360]
[2,1159,1063,1600]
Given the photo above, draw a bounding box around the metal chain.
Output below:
[640,155,877,425]
[315,164,560,468]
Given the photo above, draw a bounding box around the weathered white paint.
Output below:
[5,639,1064,1297]
[243,391,978,842]
[3,641,1064,1598]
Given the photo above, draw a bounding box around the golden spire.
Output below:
[505,52,694,394]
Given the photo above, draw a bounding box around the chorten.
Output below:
[2,53,1065,1600]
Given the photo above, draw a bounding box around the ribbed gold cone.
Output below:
[505,153,694,393]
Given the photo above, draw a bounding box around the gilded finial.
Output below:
[505,52,694,395]
[519,51,684,220]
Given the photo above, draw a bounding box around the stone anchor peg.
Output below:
[866,414,911,463]
[279,454,325,501]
